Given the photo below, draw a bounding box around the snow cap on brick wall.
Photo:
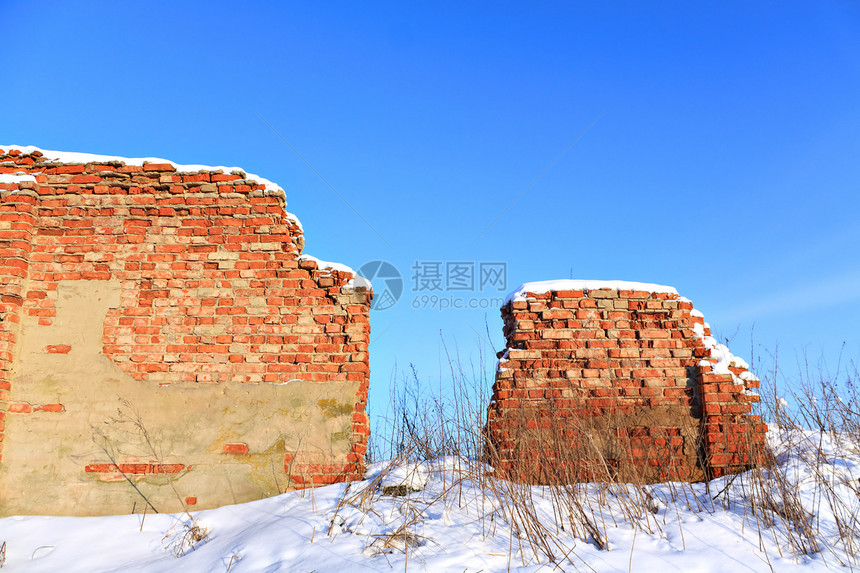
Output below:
[504,279,679,305]
[0,172,38,184]
[0,145,285,197]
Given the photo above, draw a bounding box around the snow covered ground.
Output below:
[2,425,859,572]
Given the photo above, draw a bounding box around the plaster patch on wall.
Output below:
[0,280,360,515]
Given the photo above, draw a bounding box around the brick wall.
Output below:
[486,281,766,484]
[0,146,371,516]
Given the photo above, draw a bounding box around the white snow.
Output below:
[0,172,37,184]
[692,317,760,402]
[2,428,859,572]
[496,348,510,373]
[298,254,356,275]
[694,323,756,379]
[297,254,371,290]
[284,211,304,233]
[0,145,284,196]
[375,461,429,491]
[505,279,678,304]
[347,275,372,290]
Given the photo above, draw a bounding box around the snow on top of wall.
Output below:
[298,254,355,275]
[284,211,303,232]
[0,145,284,197]
[496,348,510,373]
[0,172,37,184]
[505,279,678,304]
[297,255,371,291]
[692,321,758,385]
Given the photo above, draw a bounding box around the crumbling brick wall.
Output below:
[0,146,371,516]
[486,281,766,484]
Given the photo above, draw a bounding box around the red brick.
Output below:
[222,443,250,454]
[142,163,176,172]
[38,404,65,412]
[45,345,72,354]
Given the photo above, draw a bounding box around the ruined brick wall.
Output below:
[486,281,766,484]
[0,146,371,516]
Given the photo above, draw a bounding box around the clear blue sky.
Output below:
[3,2,859,422]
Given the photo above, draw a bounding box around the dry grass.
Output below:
[94,399,209,556]
[363,344,860,570]
[366,347,676,569]
[733,353,860,566]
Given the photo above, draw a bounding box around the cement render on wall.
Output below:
[2,280,359,515]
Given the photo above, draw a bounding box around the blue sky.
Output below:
[3,2,859,421]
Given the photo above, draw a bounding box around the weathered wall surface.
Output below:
[486,281,766,484]
[0,146,371,516]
